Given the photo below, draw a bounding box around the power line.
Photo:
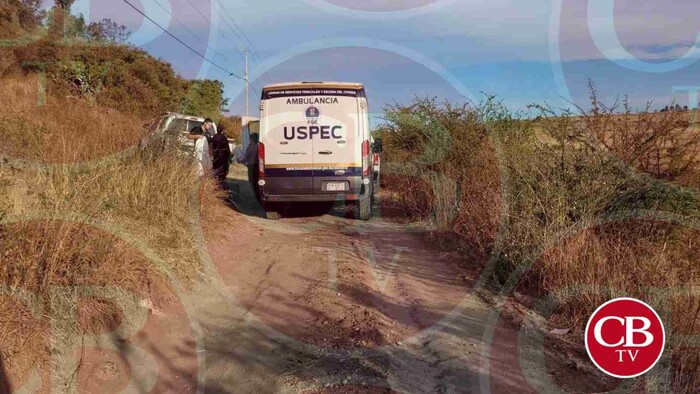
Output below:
[204,0,269,88]
[211,1,266,66]
[149,0,231,64]
[174,0,257,74]
[182,0,264,95]
[201,0,256,81]
[202,0,246,50]
[120,0,248,83]
[211,0,256,51]
[182,0,230,41]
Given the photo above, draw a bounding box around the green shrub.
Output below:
[380,91,700,389]
[9,41,189,119]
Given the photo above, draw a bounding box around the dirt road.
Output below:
[184,167,612,393]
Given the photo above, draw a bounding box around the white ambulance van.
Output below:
[257,82,379,220]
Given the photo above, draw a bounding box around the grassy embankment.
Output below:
[0,10,232,385]
[379,94,700,391]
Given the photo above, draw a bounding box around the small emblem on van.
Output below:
[306,106,320,125]
[335,170,346,176]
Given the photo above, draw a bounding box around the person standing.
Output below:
[238,133,260,202]
[186,118,215,177]
[211,124,231,188]
[187,118,215,143]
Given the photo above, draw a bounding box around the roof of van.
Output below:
[262,82,365,91]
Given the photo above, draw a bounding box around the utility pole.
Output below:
[244,48,249,116]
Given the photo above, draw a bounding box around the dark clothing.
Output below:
[211,133,231,186]
[248,164,260,202]
[237,141,260,201]
[190,126,213,144]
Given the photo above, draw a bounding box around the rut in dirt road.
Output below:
[190,168,615,393]
[210,170,472,350]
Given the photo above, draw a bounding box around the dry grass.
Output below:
[0,76,222,283]
[0,219,167,387]
[0,74,229,386]
[538,221,700,392]
[573,97,700,188]
[0,220,159,292]
[0,75,148,164]
[2,135,221,288]
[381,94,700,390]
[379,98,502,260]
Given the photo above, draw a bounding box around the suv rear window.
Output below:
[165,118,203,133]
[188,120,203,132]
[165,118,188,133]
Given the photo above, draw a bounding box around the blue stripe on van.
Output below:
[265,168,313,177]
[314,167,363,177]
[262,88,366,100]
[265,167,362,177]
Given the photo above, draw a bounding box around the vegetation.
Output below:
[0,0,44,39]
[218,115,243,142]
[0,1,233,387]
[1,3,228,121]
[181,79,230,122]
[3,0,698,391]
[380,90,700,391]
[0,74,230,386]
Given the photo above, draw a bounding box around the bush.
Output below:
[6,18,231,120]
[0,0,43,39]
[555,82,700,188]
[180,79,229,121]
[218,115,242,142]
[9,41,190,120]
[380,90,700,389]
[381,97,502,258]
[0,48,18,77]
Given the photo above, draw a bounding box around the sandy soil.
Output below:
[206,203,473,350]
[0,166,617,393]
[190,166,615,393]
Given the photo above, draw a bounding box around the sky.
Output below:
[64,0,700,122]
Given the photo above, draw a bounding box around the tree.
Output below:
[87,18,130,44]
[180,80,229,120]
[63,11,85,39]
[50,0,75,39]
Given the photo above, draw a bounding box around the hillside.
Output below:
[0,2,235,388]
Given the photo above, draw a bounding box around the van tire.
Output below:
[356,184,372,221]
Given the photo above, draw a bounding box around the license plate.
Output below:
[326,182,346,191]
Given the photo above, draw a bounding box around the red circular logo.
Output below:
[585,298,665,379]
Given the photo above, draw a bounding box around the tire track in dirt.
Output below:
[201,189,479,391]
[192,171,617,392]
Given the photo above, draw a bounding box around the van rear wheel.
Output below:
[355,184,372,221]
